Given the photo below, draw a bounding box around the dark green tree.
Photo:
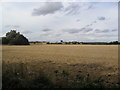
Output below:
[2,37,9,45]
[2,30,29,45]
[6,30,17,41]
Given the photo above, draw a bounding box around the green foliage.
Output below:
[71,74,105,88]
[6,30,17,41]
[109,41,119,44]
[3,71,54,88]
[2,37,9,45]
[2,63,54,89]
[2,30,29,45]
[61,70,69,77]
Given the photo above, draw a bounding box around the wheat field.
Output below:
[2,45,119,88]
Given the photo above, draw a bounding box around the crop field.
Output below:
[2,45,119,88]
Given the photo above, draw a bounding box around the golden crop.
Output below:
[2,45,119,88]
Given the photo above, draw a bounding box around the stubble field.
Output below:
[2,45,119,88]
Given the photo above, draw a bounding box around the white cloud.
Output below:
[21,30,32,34]
[32,2,63,16]
[98,16,106,20]
[2,2,118,42]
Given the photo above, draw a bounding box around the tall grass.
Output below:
[2,62,54,88]
[2,62,119,88]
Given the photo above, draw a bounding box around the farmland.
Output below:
[2,45,119,88]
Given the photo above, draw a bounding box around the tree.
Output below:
[6,30,17,41]
[2,30,29,45]
[109,41,118,44]
[2,37,9,45]
[60,40,63,43]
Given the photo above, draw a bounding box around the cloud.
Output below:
[55,33,62,37]
[87,4,94,10]
[101,29,109,32]
[63,27,93,34]
[32,2,63,16]
[63,28,81,34]
[112,29,117,32]
[64,3,94,15]
[32,2,94,16]
[4,25,11,28]
[76,19,80,22]
[42,28,51,32]
[41,33,50,36]
[63,20,96,34]
[2,2,117,42]
[64,3,81,15]
[95,28,118,33]
[5,25,20,28]
[98,16,106,20]
[83,28,93,32]
[84,20,97,28]
[93,21,97,23]
[95,29,110,33]
[14,25,20,28]
[22,30,32,34]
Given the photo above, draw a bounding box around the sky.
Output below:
[0,1,118,42]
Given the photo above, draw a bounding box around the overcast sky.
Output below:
[1,2,118,42]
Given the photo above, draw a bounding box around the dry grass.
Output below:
[2,45,119,88]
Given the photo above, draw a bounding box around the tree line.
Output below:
[0,30,119,45]
[30,41,120,45]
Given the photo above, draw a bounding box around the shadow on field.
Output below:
[2,61,120,88]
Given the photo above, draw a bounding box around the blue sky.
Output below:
[1,1,118,42]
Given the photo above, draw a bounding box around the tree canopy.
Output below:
[2,30,29,45]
